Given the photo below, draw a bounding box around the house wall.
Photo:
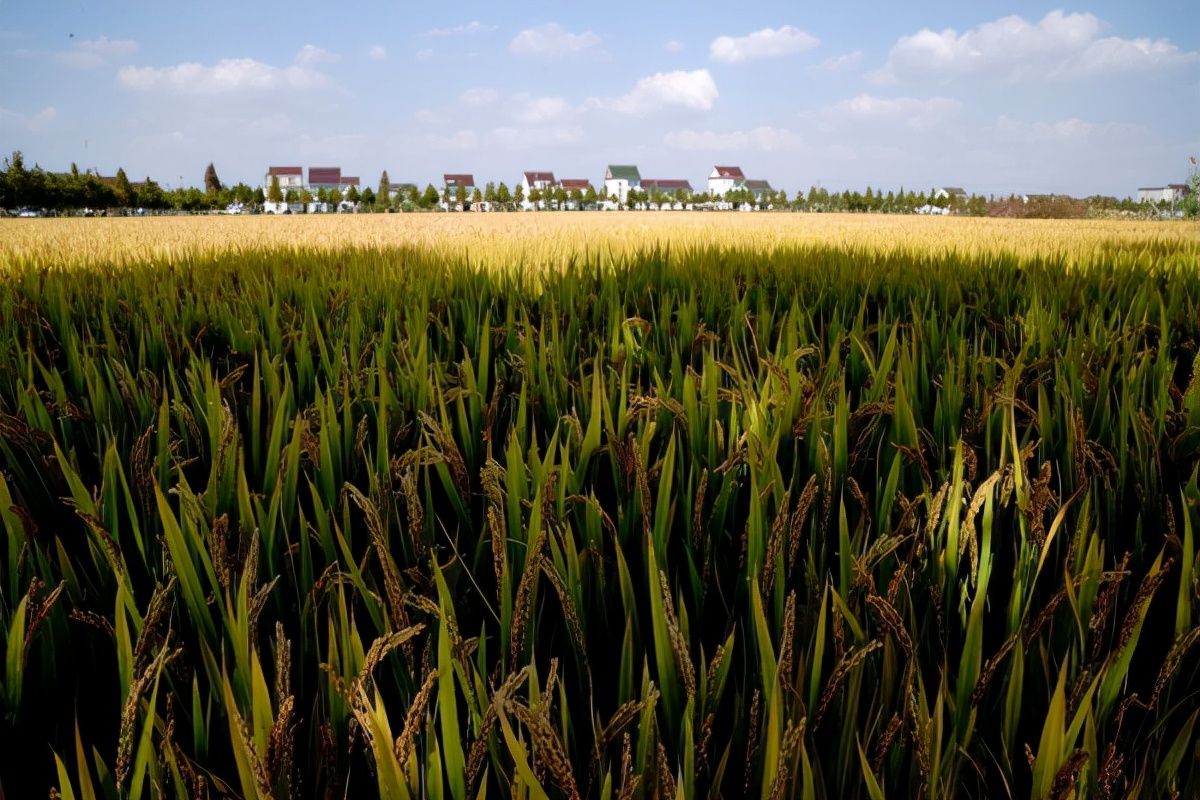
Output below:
[708,177,736,197]
[1137,187,1183,203]
[605,178,636,202]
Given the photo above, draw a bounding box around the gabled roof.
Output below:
[268,166,303,176]
[523,171,555,184]
[712,166,745,179]
[643,179,692,191]
[444,173,475,186]
[744,179,772,191]
[606,165,640,181]
[940,186,966,196]
[309,167,342,184]
[558,178,592,190]
[341,176,360,187]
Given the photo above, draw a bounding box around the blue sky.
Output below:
[1,1,1197,197]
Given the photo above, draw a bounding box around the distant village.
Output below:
[1,148,1196,218]
[261,164,790,214]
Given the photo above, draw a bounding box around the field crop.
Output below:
[1,215,1198,799]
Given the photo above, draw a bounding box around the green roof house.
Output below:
[604,165,641,203]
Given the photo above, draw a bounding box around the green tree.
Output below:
[253,186,266,206]
[1184,156,1200,219]
[2,151,29,208]
[484,182,497,204]
[377,170,390,206]
[268,175,283,204]
[513,183,524,208]
[454,184,467,208]
[496,182,512,209]
[345,185,360,205]
[421,183,440,209]
[361,186,376,207]
[300,188,314,212]
[113,168,135,208]
[136,177,166,209]
[203,162,222,195]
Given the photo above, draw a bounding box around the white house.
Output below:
[264,166,304,192]
[708,166,745,197]
[604,165,641,203]
[934,187,967,202]
[307,167,360,195]
[1137,185,1189,204]
[521,171,556,197]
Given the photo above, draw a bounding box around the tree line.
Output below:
[5,151,1195,218]
[0,153,262,213]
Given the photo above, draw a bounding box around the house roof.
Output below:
[523,171,555,184]
[712,166,745,179]
[444,173,475,186]
[643,179,692,191]
[940,186,967,196]
[341,176,360,186]
[268,166,303,176]
[559,179,592,190]
[606,165,640,181]
[744,179,772,191]
[309,167,342,184]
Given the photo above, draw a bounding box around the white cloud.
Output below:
[489,125,585,148]
[0,105,57,132]
[421,21,495,37]
[56,36,137,69]
[415,108,448,125]
[415,49,434,61]
[664,126,801,150]
[596,69,719,114]
[459,87,499,106]
[512,94,568,123]
[709,26,818,63]
[367,45,387,61]
[820,94,962,130]
[118,58,333,94]
[509,23,601,59]
[871,10,1198,83]
[295,44,339,65]
[665,40,684,53]
[996,115,1146,143]
[425,129,481,150]
[811,51,862,72]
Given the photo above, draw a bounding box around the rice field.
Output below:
[1,214,1198,799]
[3,213,1198,271]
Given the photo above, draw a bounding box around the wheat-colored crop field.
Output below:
[3,212,1198,270]
[2,211,1199,799]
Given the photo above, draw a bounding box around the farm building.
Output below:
[264,166,304,191]
[604,165,641,203]
[707,166,745,197]
[307,167,359,194]
[1137,184,1190,203]
[521,171,556,196]
[642,179,693,198]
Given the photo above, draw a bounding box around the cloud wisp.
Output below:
[509,23,602,59]
[56,36,137,69]
[710,26,818,63]
[871,10,1199,83]
[595,69,719,114]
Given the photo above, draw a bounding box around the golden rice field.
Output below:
[2,211,1199,799]
[2,211,1197,270]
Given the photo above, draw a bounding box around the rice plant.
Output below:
[1,220,1198,799]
